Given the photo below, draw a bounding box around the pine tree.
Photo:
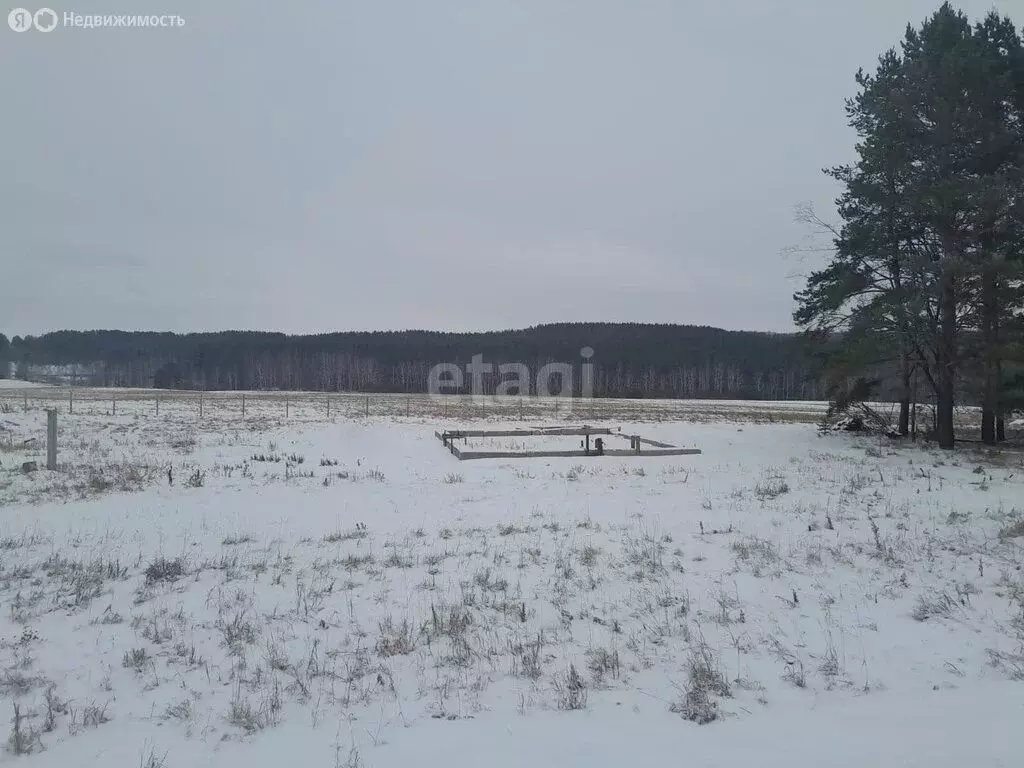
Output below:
[796,4,1024,448]
[964,12,1024,443]
[794,49,932,436]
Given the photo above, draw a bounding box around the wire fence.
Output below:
[0,387,831,427]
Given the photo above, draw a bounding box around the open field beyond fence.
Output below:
[1,386,836,425]
[0,385,993,429]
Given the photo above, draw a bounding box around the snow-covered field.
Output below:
[0,385,842,424]
[1,392,1023,767]
[0,380,49,390]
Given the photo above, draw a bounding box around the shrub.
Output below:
[579,545,600,568]
[7,703,42,755]
[911,592,956,621]
[729,537,779,572]
[123,647,150,671]
[555,664,588,710]
[999,520,1024,540]
[228,693,277,733]
[754,477,790,501]
[375,616,415,657]
[671,642,730,724]
[511,633,544,680]
[586,647,620,684]
[220,612,259,652]
[144,557,185,585]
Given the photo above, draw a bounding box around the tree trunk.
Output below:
[980,269,998,445]
[996,358,1006,443]
[910,367,918,441]
[890,200,910,438]
[898,397,910,437]
[936,262,957,450]
[898,355,911,436]
[981,408,995,444]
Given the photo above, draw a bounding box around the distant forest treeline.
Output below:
[0,324,829,400]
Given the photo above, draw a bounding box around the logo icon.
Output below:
[33,7,56,31]
[8,7,32,31]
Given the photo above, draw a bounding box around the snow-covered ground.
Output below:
[1,393,1023,767]
[0,380,50,390]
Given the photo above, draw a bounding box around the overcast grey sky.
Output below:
[1,0,1016,337]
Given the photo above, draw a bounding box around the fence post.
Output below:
[156,393,160,417]
[112,395,117,416]
[68,389,73,414]
[406,397,410,417]
[46,409,57,470]
[327,398,331,420]
[199,391,204,419]
[286,396,290,419]
[23,390,28,411]
[365,396,369,417]
[242,393,246,420]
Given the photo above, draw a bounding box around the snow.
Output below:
[0,392,1022,767]
[377,682,1024,768]
[0,379,51,389]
